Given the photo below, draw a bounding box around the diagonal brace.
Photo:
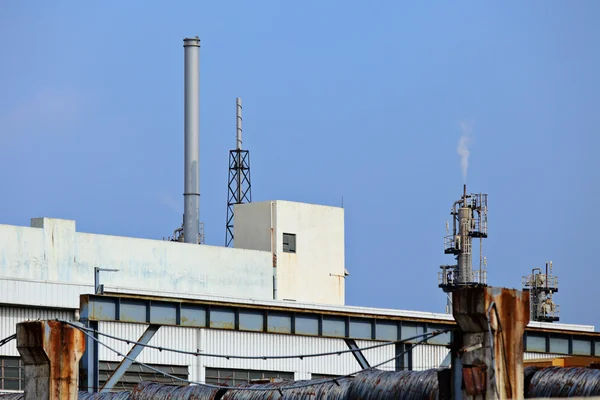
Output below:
[344,338,371,369]
[100,324,160,393]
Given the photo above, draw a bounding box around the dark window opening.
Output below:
[0,356,23,391]
[282,233,296,253]
[205,367,293,386]
[98,361,189,391]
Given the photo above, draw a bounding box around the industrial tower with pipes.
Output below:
[438,184,489,313]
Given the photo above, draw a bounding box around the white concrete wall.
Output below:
[0,218,273,308]
[235,201,345,305]
[233,202,272,252]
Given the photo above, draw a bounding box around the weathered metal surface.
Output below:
[0,306,76,356]
[129,381,225,399]
[527,367,600,398]
[87,291,457,323]
[453,286,530,399]
[346,369,439,400]
[462,364,486,395]
[16,320,85,400]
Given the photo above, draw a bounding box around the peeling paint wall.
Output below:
[0,218,273,308]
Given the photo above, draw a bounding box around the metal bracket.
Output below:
[94,267,120,294]
[100,324,160,392]
[344,338,371,369]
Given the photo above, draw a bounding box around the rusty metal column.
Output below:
[16,320,85,400]
[452,286,529,400]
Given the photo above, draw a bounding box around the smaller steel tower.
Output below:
[225,98,252,247]
[439,185,488,313]
[523,262,559,322]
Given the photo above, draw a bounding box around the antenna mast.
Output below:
[225,98,252,247]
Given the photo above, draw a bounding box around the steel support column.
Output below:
[100,324,160,393]
[344,338,371,369]
[80,320,99,393]
[395,342,412,371]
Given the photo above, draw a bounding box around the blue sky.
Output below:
[1,2,598,325]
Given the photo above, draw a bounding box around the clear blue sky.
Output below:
[1,2,598,326]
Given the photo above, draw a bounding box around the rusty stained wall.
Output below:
[16,320,85,400]
[0,306,76,357]
[453,286,530,399]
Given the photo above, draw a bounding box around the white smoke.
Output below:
[457,121,473,183]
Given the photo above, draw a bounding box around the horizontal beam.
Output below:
[79,293,600,357]
[80,294,451,343]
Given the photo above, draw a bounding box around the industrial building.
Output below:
[0,37,598,397]
[0,211,598,394]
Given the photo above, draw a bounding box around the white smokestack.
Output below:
[183,37,200,244]
[457,121,473,183]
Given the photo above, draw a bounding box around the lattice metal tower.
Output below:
[225,98,252,247]
[439,185,488,313]
[523,262,559,322]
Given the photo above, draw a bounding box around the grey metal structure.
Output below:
[523,261,560,322]
[225,98,252,247]
[94,267,119,295]
[183,37,201,245]
[438,185,488,313]
[99,325,160,393]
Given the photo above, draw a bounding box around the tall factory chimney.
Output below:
[183,37,200,244]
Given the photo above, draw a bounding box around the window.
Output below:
[0,357,23,391]
[573,338,592,356]
[549,337,569,355]
[99,361,188,391]
[282,233,296,253]
[205,368,293,386]
[526,334,547,352]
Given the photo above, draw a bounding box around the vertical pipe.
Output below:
[271,201,277,300]
[457,207,472,284]
[183,37,200,244]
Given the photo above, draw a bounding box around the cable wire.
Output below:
[60,319,441,361]
[0,334,16,348]
[70,322,449,393]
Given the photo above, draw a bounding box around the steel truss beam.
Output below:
[100,324,160,393]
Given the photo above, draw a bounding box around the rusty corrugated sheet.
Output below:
[526,367,600,398]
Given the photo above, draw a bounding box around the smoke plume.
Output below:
[457,121,473,183]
